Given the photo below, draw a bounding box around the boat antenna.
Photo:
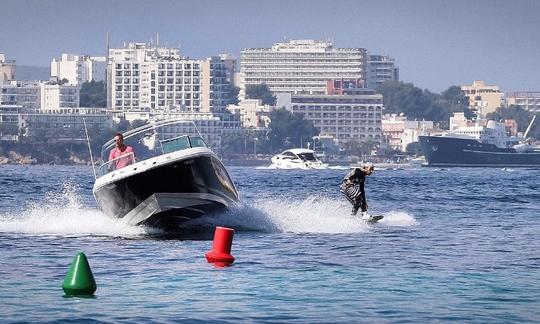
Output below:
[83,118,97,179]
[523,114,537,139]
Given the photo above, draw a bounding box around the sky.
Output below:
[1,0,539,93]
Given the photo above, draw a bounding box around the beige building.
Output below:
[227,99,272,128]
[0,54,16,85]
[382,114,434,151]
[461,80,503,115]
[505,91,540,113]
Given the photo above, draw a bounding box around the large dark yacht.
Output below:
[92,120,239,230]
[419,116,540,167]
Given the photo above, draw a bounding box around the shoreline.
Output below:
[0,156,420,169]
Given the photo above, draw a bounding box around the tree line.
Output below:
[376,81,473,127]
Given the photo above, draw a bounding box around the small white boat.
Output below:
[410,156,426,166]
[270,148,328,169]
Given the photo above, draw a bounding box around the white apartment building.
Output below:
[240,39,366,96]
[505,92,540,113]
[366,54,399,89]
[0,54,16,84]
[0,80,79,110]
[40,82,79,110]
[107,43,238,128]
[277,89,383,143]
[107,42,202,113]
[461,80,503,115]
[227,99,273,128]
[51,54,106,85]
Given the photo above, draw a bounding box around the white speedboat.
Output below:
[409,156,426,167]
[270,148,328,169]
[92,120,239,230]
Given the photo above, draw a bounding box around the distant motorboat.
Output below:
[409,156,426,166]
[270,148,328,169]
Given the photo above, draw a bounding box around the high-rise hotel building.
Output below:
[108,43,237,123]
[107,42,203,113]
[107,43,240,149]
[240,39,366,96]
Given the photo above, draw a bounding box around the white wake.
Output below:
[0,182,147,237]
[188,195,417,234]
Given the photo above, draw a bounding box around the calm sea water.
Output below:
[0,164,539,323]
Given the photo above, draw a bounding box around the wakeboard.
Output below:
[365,215,384,224]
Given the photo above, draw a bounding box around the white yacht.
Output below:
[270,148,328,169]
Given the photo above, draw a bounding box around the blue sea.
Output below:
[0,165,539,323]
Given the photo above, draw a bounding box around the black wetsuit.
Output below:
[340,168,368,216]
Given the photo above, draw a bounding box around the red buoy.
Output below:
[205,226,235,267]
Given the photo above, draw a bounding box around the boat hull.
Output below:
[93,151,239,229]
[269,158,328,169]
[419,135,540,167]
[270,148,328,169]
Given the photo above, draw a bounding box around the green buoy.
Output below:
[62,252,97,296]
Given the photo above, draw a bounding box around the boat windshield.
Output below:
[297,152,317,161]
[97,120,207,177]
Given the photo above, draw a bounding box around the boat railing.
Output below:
[97,119,208,178]
[97,152,136,177]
